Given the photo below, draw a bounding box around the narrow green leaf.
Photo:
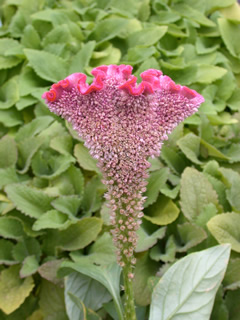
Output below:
[149,245,231,320]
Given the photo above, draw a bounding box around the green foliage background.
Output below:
[0,0,240,319]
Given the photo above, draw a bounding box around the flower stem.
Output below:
[123,264,137,320]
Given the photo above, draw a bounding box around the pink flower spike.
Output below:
[42,64,204,267]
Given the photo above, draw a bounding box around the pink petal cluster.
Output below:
[42,64,204,270]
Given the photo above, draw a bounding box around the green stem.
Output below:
[123,264,137,320]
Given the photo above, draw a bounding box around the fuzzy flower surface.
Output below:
[42,64,204,270]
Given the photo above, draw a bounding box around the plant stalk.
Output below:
[123,264,137,320]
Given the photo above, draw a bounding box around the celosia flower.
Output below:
[42,65,204,275]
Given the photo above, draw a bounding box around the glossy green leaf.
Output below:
[207,212,240,252]
[149,245,231,320]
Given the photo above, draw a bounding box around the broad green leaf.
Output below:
[225,289,240,320]
[16,96,38,111]
[223,258,240,290]
[0,239,15,265]
[227,88,240,111]
[144,168,169,207]
[180,167,219,221]
[21,25,41,49]
[195,65,227,84]
[133,252,159,306]
[71,233,116,265]
[39,279,68,320]
[149,244,231,320]
[65,272,111,318]
[74,143,99,173]
[51,196,81,218]
[207,212,240,252]
[0,135,17,168]
[226,179,240,212]
[88,18,128,43]
[32,151,74,179]
[69,41,96,74]
[42,24,72,47]
[12,238,41,263]
[0,78,19,110]
[177,222,207,252]
[206,0,236,13]
[126,46,157,65]
[32,210,69,231]
[57,217,102,251]
[0,265,34,315]
[0,108,23,127]
[19,67,47,96]
[136,226,166,252]
[59,261,124,320]
[20,256,39,278]
[0,216,25,240]
[17,136,43,174]
[223,144,240,163]
[15,116,54,141]
[38,260,63,285]
[5,184,54,218]
[144,195,180,225]
[0,55,22,69]
[127,26,167,47]
[218,18,240,58]
[50,134,73,156]
[177,133,202,165]
[160,146,187,174]
[150,235,176,263]
[81,176,104,214]
[24,49,68,82]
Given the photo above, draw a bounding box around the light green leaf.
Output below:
[126,46,157,65]
[136,226,166,253]
[50,134,73,156]
[227,88,240,111]
[88,18,128,43]
[133,253,158,306]
[58,261,124,320]
[51,196,81,218]
[207,212,240,252]
[0,135,18,168]
[144,168,169,207]
[195,65,227,84]
[0,55,22,69]
[21,25,41,49]
[32,210,69,231]
[81,176,104,214]
[69,41,96,74]
[0,78,19,110]
[0,239,15,265]
[223,144,240,163]
[177,133,202,165]
[74,143,99,173]
[150,235,176,263]
[226,178,240,212]
[0,265,34,315]
[177,222,207,252]
[144,195,180,225]
[42,24,71,47]
[149,244,231,320]
[5,184,54,218]
[0,108,23,127]
[65,272,111,318]
[218,18,240,58]
[180,167,219,221]
[16,96,37,111]
[0,216,25,240]
[160,146,187,174]
[127,26,167,47]
[24,49,68,82]
[20,256,39,278]
[57,217,102,251]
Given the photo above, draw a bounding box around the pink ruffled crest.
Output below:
[42,64,204,105]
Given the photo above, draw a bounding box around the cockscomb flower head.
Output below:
[42,64,204,273]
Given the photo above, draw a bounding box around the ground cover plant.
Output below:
[0,0,239,319]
